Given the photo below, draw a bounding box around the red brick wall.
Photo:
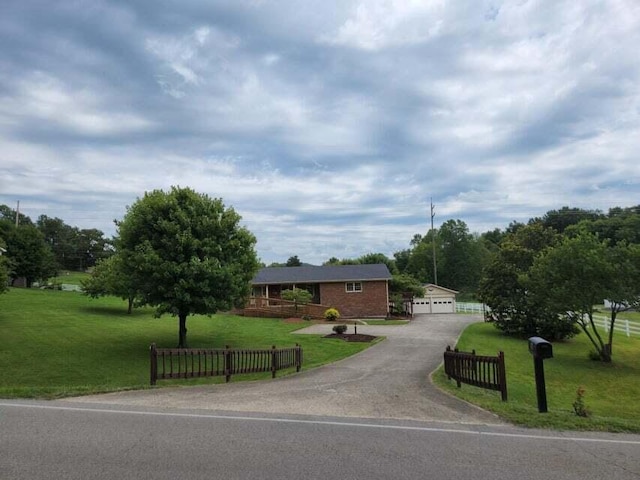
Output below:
[319,281,389,318]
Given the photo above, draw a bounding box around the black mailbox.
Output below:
[528,336,553,359]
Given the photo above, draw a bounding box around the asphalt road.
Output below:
[2,401,639,480]
[67,314,501,424]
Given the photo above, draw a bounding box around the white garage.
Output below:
[412,284,458,314]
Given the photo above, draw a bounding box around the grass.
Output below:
[433,322,640,433]
[0,288,373,399]
[53,270,90,285]
[363,320,409,325]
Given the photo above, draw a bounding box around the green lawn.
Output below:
[54,270,91,285]
[363,320,409,325]
[0,288,373,398]
[433,322,640,433]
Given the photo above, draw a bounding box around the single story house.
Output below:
[248,264,392,318]
[412,284,458,314]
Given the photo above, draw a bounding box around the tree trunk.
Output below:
[601,343,612,363]
[178,313,188,348]
[127,296,134,314]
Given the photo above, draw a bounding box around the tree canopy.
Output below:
[81,254,138,314]
[528,234,640,361]
[477,224,578,340]
[1,223,56,287]
[117,187,259,347]
[285,255,302,267]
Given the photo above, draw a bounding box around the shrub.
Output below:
[332,324,348,334]
[324,308,340,321]
[572,386,589,417]
[301,314,311,321]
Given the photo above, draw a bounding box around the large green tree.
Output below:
[3,224,56,287]
[528,234,640,361]
[117,187,260,347]
[478,223,577,339]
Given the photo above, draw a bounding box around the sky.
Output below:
[1,1,639,265]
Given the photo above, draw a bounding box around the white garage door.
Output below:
[412,298,455,314]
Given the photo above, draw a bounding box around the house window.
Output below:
[346,282,363,293]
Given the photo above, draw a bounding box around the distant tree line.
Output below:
[0,204,112,287]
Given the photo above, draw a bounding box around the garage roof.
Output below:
[252,264,392,285]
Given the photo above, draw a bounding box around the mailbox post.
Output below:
[528,336,553,413]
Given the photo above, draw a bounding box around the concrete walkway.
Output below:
[66,314,503,425]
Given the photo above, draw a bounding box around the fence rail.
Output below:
[244,297,329,319]
[443,346,507,401]
[150,344,303,385]
[455,302,490,314]
[590,315,640,338]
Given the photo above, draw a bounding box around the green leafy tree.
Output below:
[37,215,112,271]
[389,273,424,298]
[565,205,640,245]
[81,254,138,313]
[538,206,604,233]
[281,287,313,314]
[3,224,56,287]
[388,273,425,315]
[323,256,341,265]
[437,219,490,291]
[286,255,302,267]
[0,204,33,227]
[528,234,640,361]
[403,230,442,284]
[478,224,576,339]
[357,252,398,274]
[117,187,259,347]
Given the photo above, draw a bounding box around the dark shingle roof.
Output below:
[252,264,392,285]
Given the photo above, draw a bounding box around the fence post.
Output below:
[453,347,461,387]
[295,343,301,372]
[224,345,232,383]
[271,345,277,378]
[498,351,507,402]
[150,343,158,386]
[626,320,630,337]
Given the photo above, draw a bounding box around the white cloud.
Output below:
[322,0,446,50]
[1,1,639,264]
[0,73,154,136]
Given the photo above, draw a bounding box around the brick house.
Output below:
[247,264,392,318]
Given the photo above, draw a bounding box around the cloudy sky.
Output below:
[1,1,639,264]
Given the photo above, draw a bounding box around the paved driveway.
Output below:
[67,314,503,425]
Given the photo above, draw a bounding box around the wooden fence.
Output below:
[443,346,507,401]
[150,344,303,385]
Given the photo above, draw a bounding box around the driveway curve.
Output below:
[67,314,503,425]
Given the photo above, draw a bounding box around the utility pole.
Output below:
[15,200,20,227]
[430,198,438,285]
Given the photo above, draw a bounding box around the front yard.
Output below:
[433,321,640,433]
[0,288,372,398]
